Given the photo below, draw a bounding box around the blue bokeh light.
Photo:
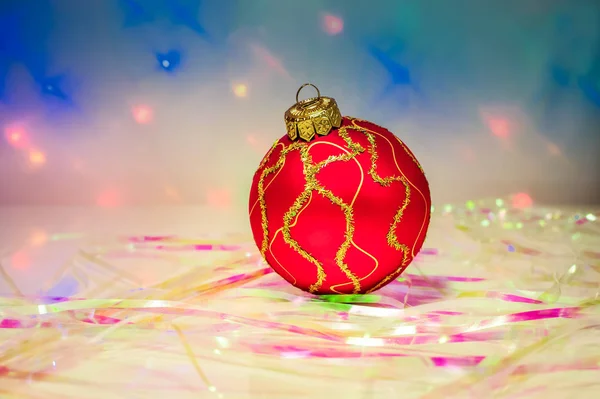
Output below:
[156,50,183,73]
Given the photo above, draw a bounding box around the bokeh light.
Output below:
[321,14,344,36]
[4,125,29,148]
[132,105,153,124]
[487,118,510,139]
[97,189,121,208]
[30,229,48,246]
[156,50,182,73]
[11,251,30,270]
[250,44,289,77]
[511,192,533,209]
[233,84,248,98]
[28,150,46,166]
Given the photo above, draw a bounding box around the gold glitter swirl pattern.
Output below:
[349,118,430,293]
[268,193,315,285]
[308,141,380,294]
[345,122,412,292]
[350,118,429,254]
[249,142,285,217]
[258,141,280,169]
[357,122,430,258]
[362,128,412,253]
[350,117,423,172]
[307,141,367,294]
[279,152,325,293]
[282,143,365,293]
[253,141,330,293]
[257,142,304,258]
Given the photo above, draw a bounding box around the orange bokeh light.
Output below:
[132,105,153,125]
[30,229,48,246]
[321,14,344,35]
[29,150,46,166]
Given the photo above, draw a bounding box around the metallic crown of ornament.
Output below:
[284,83,343,142]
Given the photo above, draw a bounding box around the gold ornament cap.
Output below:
[284,83,343,142]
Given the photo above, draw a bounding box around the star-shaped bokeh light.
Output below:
[0,1,70,104]
[368,44,417,106]
[39,75,70,101]
[369,45,412,87]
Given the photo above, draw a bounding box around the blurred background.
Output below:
[0,0,599,208]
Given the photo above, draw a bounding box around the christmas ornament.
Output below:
[249,84,431,294]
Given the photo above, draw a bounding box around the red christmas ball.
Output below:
[248,89,431,295]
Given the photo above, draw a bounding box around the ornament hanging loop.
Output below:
[296,83,321,103]
[284,84,342,142]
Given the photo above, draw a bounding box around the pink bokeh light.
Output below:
[487,118,510,139]
[4,125,29,149]
[321,14,344,36]
[250,44,289,77]
[96,189,121,208]
[511,192,533,209]
[11,251,30,270]
[132,105,153,125]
